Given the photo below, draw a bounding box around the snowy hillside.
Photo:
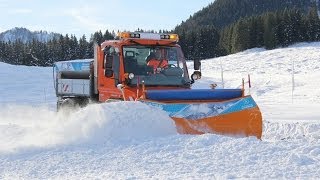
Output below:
[0,27,60,43]
[0,42,320,179]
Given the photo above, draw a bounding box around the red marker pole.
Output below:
[242,78,245,96]
[136,76,140,100]
[248,74,251,95]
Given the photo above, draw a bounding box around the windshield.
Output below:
[123,45,190,86]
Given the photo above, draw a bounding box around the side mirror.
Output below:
[194,59,201,70]
[104,55,114,77]
[104,55,113,68]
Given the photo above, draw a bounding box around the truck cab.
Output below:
[95,32,198,102]
[55,32,201,107]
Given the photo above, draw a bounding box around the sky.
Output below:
[1,42,320,178]
[0,0,213,38]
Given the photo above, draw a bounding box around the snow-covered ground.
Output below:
[1,42,320,179]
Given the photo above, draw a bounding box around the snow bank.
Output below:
[1,42,320,178]
[192,42,320,104]
[0,102,176,153]
[263,120,320,141]
[65,102,177,144]
[0,62,56,107]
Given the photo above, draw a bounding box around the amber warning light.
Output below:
[118,32,179,42]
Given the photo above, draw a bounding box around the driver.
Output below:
[146,50,168,73]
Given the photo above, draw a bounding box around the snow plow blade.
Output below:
[142,89,262,139]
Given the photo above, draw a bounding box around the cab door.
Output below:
[98,45,122,101]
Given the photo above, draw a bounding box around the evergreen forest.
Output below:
[1,0,320,66]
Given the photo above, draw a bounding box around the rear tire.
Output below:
[57,97,89,111]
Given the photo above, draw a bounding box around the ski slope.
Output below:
[0,42,320,179]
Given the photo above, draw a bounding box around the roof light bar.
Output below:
[118,32,179,42]
[130,33,140,38]
[118,32,140,39]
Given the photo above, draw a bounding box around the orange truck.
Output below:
[54,32,262,139]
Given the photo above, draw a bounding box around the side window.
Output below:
[177,48,185,68]
[168,49,178,66]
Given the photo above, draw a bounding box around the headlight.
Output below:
[128,73,135,79]
[191,71,201,81]
[191,73,200,80]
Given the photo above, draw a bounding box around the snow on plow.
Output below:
[142,89,262,139]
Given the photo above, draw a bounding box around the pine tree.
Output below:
[282,9,294,46]
[291,9,304,43]
[202,25,220,58]
[91,30,104,44]
[0,41,5,63]
[231,18,250,53]
[70,35,79,60]
[305,3,320,41]
[263,12,277,49]
[79,35,92,59]
[275,11,285,46]
[188,30,197,59]
[103,30,114,41]
[255,16,265,48]
[219,27,229,54]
